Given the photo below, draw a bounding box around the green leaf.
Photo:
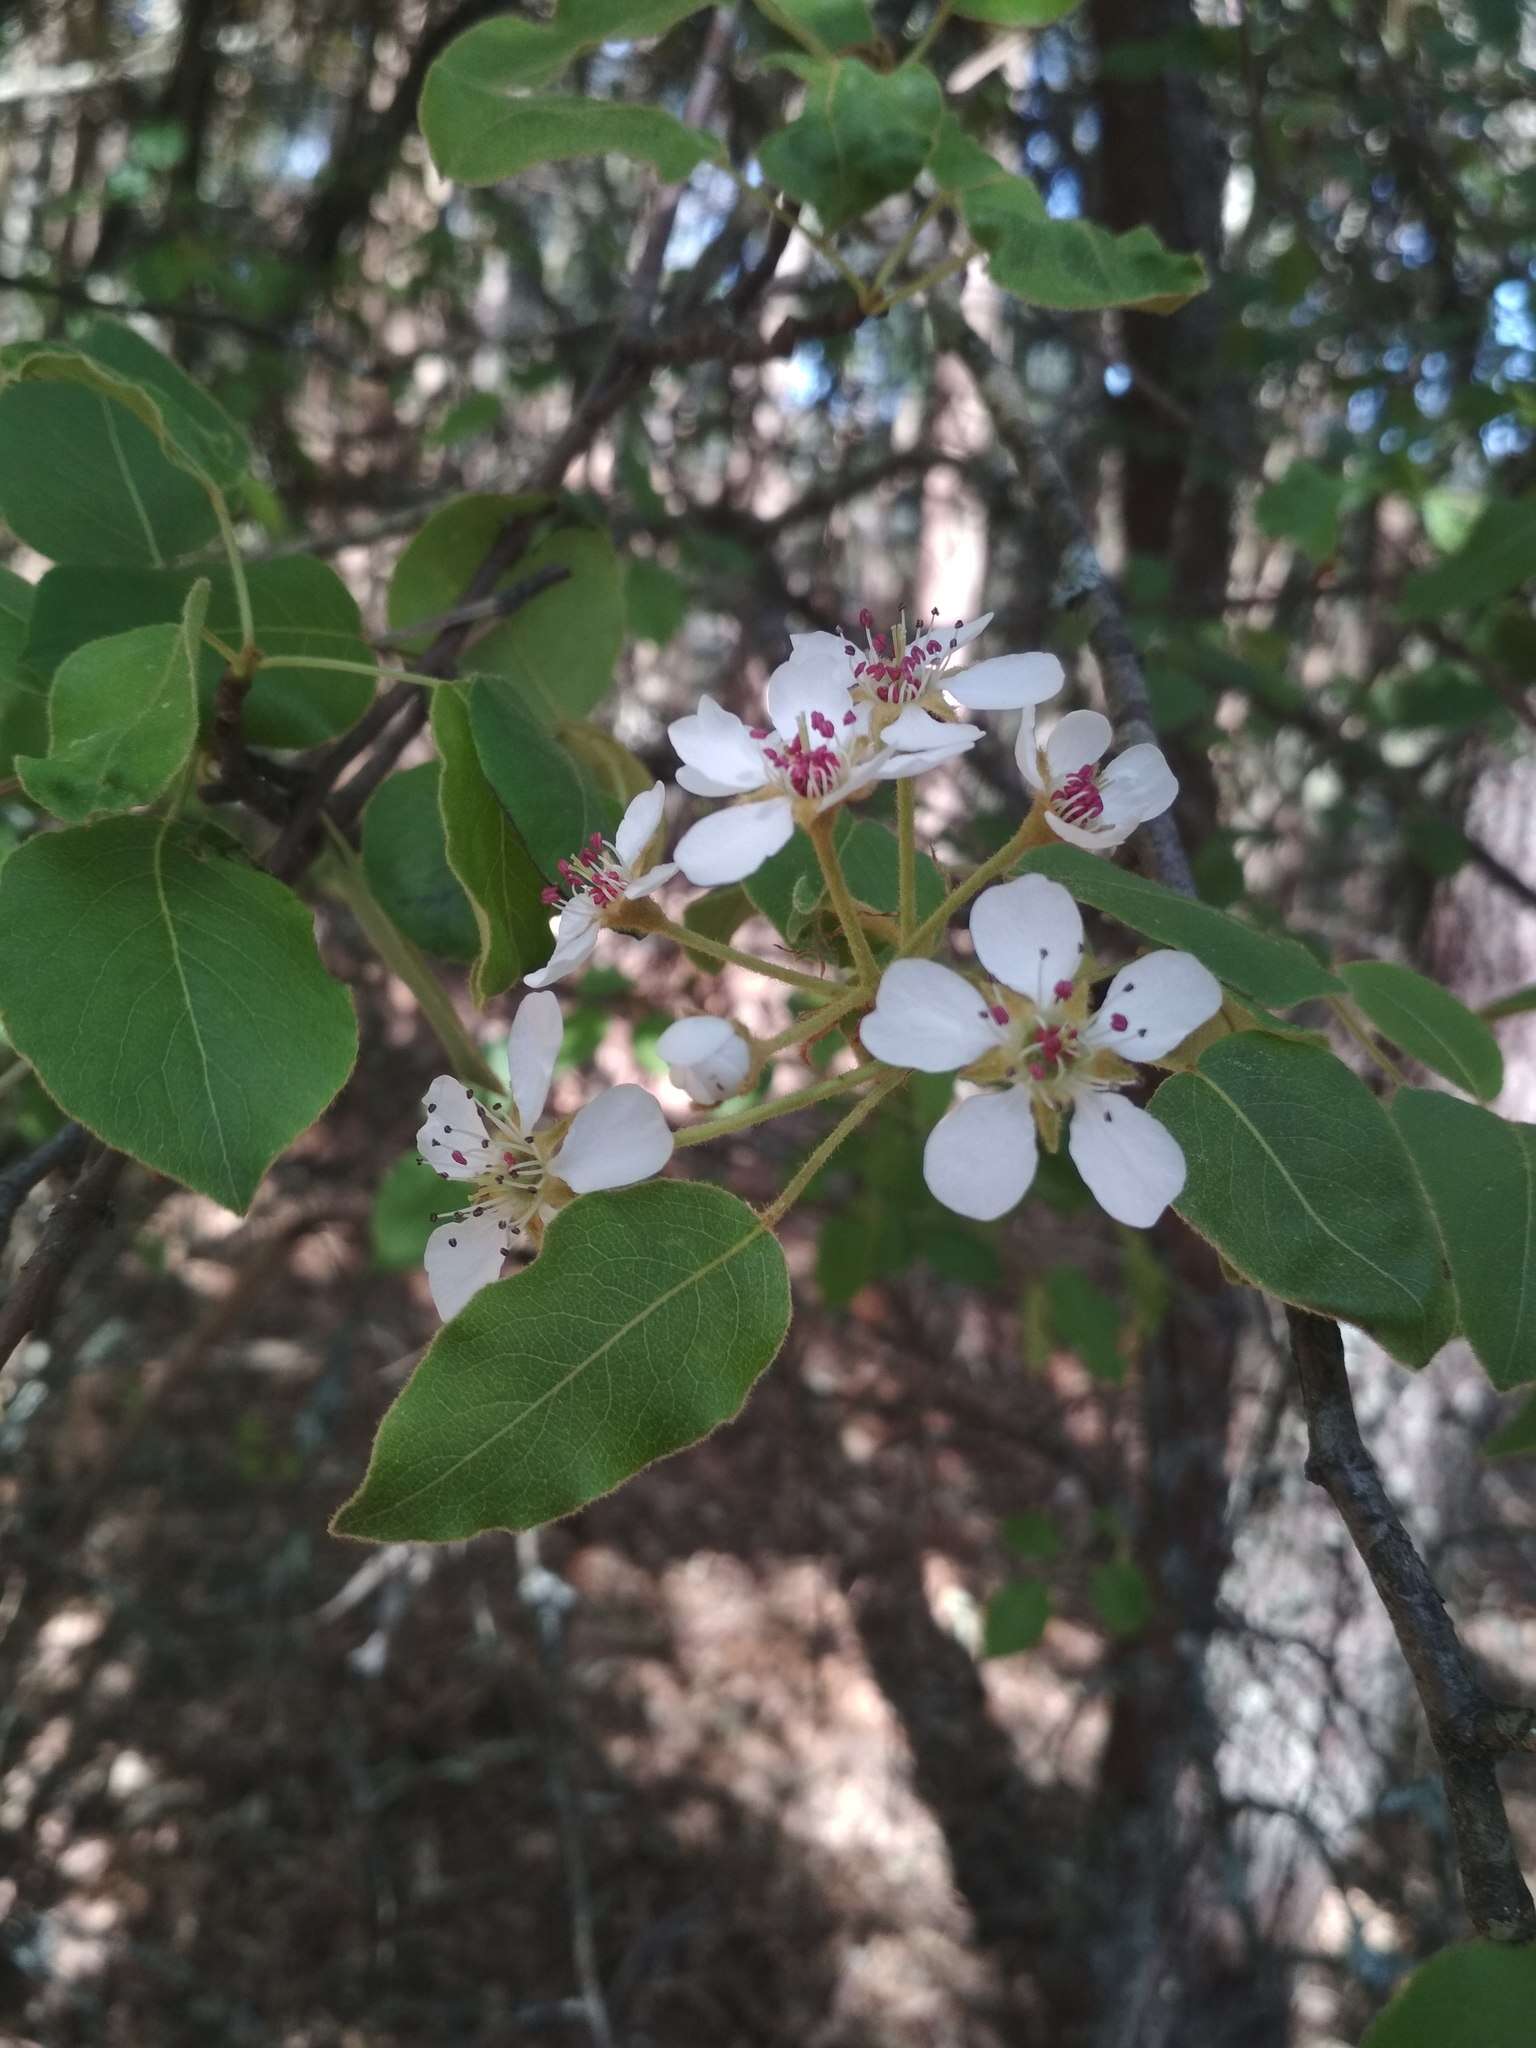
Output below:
[758,61,943,232]
[0,564,47,776]
[389,496,619,724]
[26,559,375,748]
[754,0,876,51]
[67,319,249,489]
[1341,960,1503,1101]
[1391,1090,1536,1391]
[1481,982,1536,1023]
[361,762,480,964]
[0,351,219,566]
[426,391,503,449]
[1360,1944,1536,2048]
[1255,460,1345,561]
[1151,1035,1447,1365]
[430,686,553,998]
[1046,1263,1124,1381]
[1017,843,1342,1009]
[18,582,207,822]
[0,816,356,1211]
[1399,495,1536,620]
[371,1151,444,1271]
[426,95,721,185]
[1002,1510,1059,1561]
[625,556,688,645]
[1485,1392,1536,1459]
[333,1182,791,1540]
[423,0,713,101]
[467,677,616,879]
[1089,1560,1152,1638]
[982,1579,1050,1657]
[953,0,1079,20]
[931,134,1205,313]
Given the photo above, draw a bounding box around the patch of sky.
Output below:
[1046,169,1081,220]
[1347,388,1384,432]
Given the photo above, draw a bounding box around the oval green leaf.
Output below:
[1341,960,1503,1101]
[333,1181,791,1540]
[758,59,943,232]
[430,685,554,997]
[361,761,480,964]
[1151,1033,1447,1364]
[1360,1943,1536,2048]
[467,676,616,877]
[1391,1088,1536,1391]
[0,816,357,1211]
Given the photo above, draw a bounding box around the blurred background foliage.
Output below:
[2,1,1535,2044]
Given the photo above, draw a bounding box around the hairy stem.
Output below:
[673,1066,871,1148]
[810,813,880,986]
[638,910,835,993]
[211,491,256,658]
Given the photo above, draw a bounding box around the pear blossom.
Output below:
[1016,707,1178,853]
[786,605,1065,723]
[669,652,981,888]
[656,1015,752,1105]
[417,991,673,1319]
[858,875,1220,1227]
[525,782,677,988]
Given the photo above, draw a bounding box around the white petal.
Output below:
[859,959,1002,1072]
[624,859,677,898]
[614,780,666,869]
[1043,708,1113,782]
[1044,810,1136,852]
[553,1085,673,1193]
[766,638,853,736]
[675,764,750,799]
[923,1086,1038,1220]
[507,989,563,1129]
[417,1078,492,1179]
[949,652,1065,711]
[669,696,768,794]
[1099,743,1178,827]
[872,728,982,778]
[1014,707,1044,791]
[881,704,979,754]
[523,898,600,990]
[674,797,796,885]
[657,1015,751,1104]
[424,1210,507,1321]
[968,875,1083,1004]
[1081,951,1223,1062]
[1067,1091,1185,1227]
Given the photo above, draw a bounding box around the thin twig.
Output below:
[0,1145,129,1368]
[1288,1309,1536,1942]
[0,1124,89,1254]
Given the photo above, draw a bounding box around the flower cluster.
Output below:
[410,601,1193,1323]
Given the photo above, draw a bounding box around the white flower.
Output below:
[524,782,678,988]
[669,653,980,888]
[1015,707,1177,853]
[790,605,1065,721]
[416,990,673,1319]
[656,1015,752,1104]
[858,875,1220,1228]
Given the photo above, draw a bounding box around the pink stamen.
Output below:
[1053,978,1075,1001]
[989,1003,1010,1026]
[451,1149,467,1165]
[1052,763,1105,825]
[1109,1012,1129,1032]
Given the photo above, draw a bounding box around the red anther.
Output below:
[872,631,889,655]
[540,886,561,906]
[859,607,874,629]
[1028,1062,1046,1081]
[876,685,889,701]
[451,1149,467,1165]
[989,1003,1010,1026]
[1053,978,1075,1000]
[926,637,942,655]
[750,726,770,739]
[1110,1013,1129,1032]
[843,710,857,725]
[503,1151,517,1166]
[843,643,857,657]
[589,832,603,851]
[1052,764,1105,824]
[811,711,835,739]
[557,859,573,878]
[852,662,866,678]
